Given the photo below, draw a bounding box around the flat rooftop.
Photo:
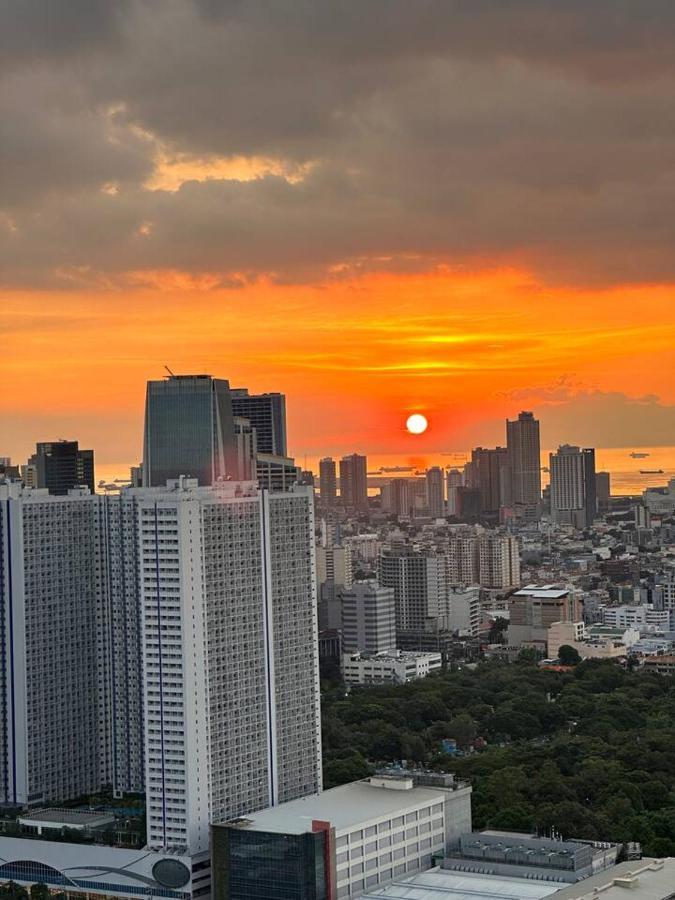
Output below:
[361,866,565,899]
[514,585,570,599]
[552,858,675,899]
[18,808,115,829]
[220,778,456,836]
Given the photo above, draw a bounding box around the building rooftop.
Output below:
[18,808,116,829]
[361,866,565,899]
[514,585,570,600]
[552,858,675,899]
[219,778,458,836]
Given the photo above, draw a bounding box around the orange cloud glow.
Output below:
[2,267,675,466]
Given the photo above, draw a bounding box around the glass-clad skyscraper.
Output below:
[231,388,287,457]
[143,375,239,487]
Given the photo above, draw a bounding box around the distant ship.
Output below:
[630,451,650,459]
[640,469,664,475]
[379,465,414,473]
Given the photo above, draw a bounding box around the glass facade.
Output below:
[143,376,237,487]
[212,827,328,900]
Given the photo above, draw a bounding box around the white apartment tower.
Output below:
[134,479,321,854]
[0,483,101,805]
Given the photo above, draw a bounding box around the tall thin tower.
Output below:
[506,411,541,517]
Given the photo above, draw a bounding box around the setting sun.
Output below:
[406,413,429,435]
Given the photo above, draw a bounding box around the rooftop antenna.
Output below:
[164,365,175,377]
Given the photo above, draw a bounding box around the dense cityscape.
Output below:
[0,373,674,899]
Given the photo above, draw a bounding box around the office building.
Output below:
[478,532,520,590]
[212,772,472,900]
[132,479,321,854]
[319,457,338,505]
[445,469,463,517]
[506,411,541,517]
[340,454,368,511]
[230,388,287,456]
[446,587,481,637]
[549,445,596,528]
[508,585,582,651]
[343,650,442,685]
[27,440,95,495]
[142,374,241,487]
[255,452,300,491]
[0,459,19,480]
[341,582,396,654]
[425,467,445,518]
[596,471,611,512]
[0,483,100,805]
[470,447,507,517]
[379,549,446,634]
[317,543,353,629]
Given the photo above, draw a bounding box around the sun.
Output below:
[406,413,428,434]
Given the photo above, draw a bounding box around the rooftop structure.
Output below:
[18,809,115,833]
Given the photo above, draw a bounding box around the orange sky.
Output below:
[2,266,675,466]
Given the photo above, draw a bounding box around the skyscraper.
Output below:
[0,483,100,804]
[230,388,287,456]
[549,445,596,528]
[319,457,337,505]
[133,479,321,853]
[339,453,368,511]
[506,411,541,516]
[470,447,508,517]
[596,471,611,512]
[446,468,464,517]
[28,440,95,495]
[426,467,445,518]
[379,548,445,633]
[142,374,240,487]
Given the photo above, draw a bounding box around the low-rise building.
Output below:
[212,773,472,900]
[342,650,442,685]
[0,832,207,900]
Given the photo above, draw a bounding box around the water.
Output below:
[97,445,675,496]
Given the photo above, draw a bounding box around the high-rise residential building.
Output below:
[470,447,508,517]
[143,374,241,487]
[446,530,519,591]
[596,470,611,512]
[132,478,321,854]
[426,467,445,518]
[549,445,596,528]
[446,534,480,585]
[230,388,287,457]
[506,411,541,517]
[319,457,337,505]
[478,532,521,590]
[27,440,95,495]
[316,541,353,629]
[96,493,146,795]
[341,582,396,654]
[0,483,101,805]
[339,453,368,511]
[446,468,464,516]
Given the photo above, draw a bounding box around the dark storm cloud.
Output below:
[4,0,675,287]
[0,0,131,68]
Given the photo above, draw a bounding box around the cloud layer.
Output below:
[5,0,675,287]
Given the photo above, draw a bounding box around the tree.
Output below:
[30,885,50,900]
[558,645,582,666]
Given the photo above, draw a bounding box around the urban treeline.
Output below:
[322,657,675,858]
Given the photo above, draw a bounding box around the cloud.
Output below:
[5,1,675,286]
[533,391,675,448]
